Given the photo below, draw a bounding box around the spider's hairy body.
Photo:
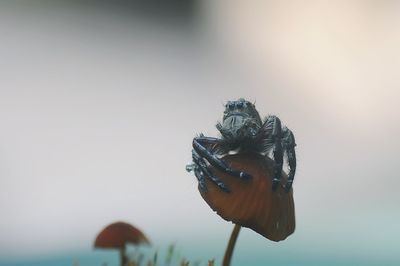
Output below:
[216,99,262,151]
[188,98,297,193]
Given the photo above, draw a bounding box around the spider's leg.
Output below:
[192,163,207,192]
[192,136,252,180]
[192,151,230,193]
[264,115,284,191]
[187,136,230,192]
[282,127,297,192]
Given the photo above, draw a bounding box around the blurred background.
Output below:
[0,0,399,265]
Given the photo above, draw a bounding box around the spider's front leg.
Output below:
[191,150,230,193]
[192,136,252,180]
[188,135,252,193]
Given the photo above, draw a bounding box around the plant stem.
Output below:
[120,245,127,266]
[222,224,241,266]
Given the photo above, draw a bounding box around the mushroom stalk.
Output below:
[120,245,127,266]
[222,224,241,266]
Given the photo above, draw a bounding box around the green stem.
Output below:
[222,224,241,266]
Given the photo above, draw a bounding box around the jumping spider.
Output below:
[187,98,296,193]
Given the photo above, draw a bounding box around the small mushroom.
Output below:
[199,152,295,265]
[94,221,150,266]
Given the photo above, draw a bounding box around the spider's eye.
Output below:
[236,102,244,109]
[228,102,235,110]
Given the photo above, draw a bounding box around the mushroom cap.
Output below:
[94,221,150,249]
[200,153,295,241]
